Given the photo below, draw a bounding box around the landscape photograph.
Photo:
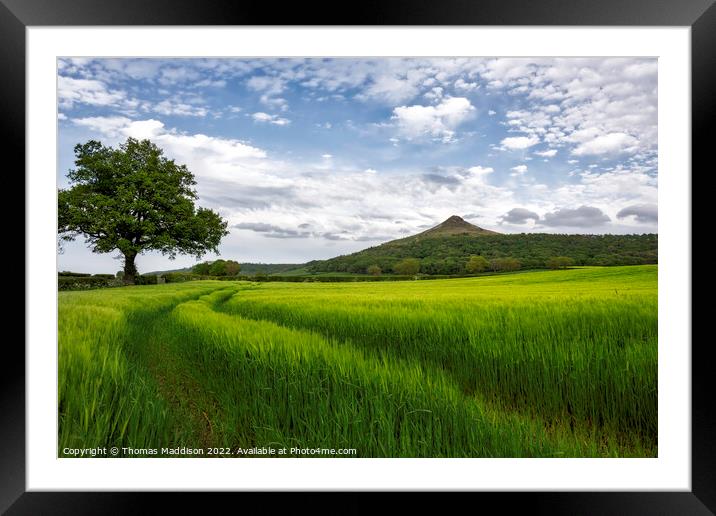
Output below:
[57,57,658,458]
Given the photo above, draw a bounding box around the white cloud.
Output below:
[154,99,208,117]
[535,149,558,157]
[247,76,289,111]
[460,166,495,186]
[72,117,267,164]
[423,87,444,102]
[247,75,285,95]
[251,112,291,126]
[72,116,134,136]
[488,110,497,116]
[58,76,127,109]
[454,78,478,91]
[321,154,333,159]
[392,97,475,143]
[477,58,656,161]
[572,132,639,156]
[260,95,289,111]
[510,165,528,175]
[359,75,421,105]
[500,135,539,150]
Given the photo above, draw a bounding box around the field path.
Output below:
[121,286,241,451]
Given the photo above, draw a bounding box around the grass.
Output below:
[58,265,657,457]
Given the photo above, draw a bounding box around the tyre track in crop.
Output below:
[121,285,239,450]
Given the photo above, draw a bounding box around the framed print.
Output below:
[6,0,713,512]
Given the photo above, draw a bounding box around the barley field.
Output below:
[58,265,657,457]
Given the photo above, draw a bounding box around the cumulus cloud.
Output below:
[71,116,267,164]
[571,132,639,156]
[246,75,284,94]
[58,76,127,109]
[246,75,289,111]
[501,208,540,224]
[72,116,134,135]
[616,204,658,223]
[510,165,528,175]
[454,78,478,91]
[251,112,291,125]
[542,206,611,228]
[59,58,657,164]
[535,149,557,157]
[154,99,208,117]
[500,135,539,150]
[479,58,656,162]
[392,97,475,143]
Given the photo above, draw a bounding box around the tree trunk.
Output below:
[123,252,138,285]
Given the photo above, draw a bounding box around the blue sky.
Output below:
[57,57,658,274]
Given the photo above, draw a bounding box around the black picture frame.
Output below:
[5,0,712,512]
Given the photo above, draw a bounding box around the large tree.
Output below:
[58,138,229,284]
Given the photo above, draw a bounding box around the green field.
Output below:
[58,265,657,457]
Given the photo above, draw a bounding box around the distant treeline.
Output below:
[306,233,658,275]
[238,263,302,274]
[58,271,160,290]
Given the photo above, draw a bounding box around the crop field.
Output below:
[58,265,657,457]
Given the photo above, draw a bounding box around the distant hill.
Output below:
[146,262,303,276]
[306,215,658,275]
[401,215,500,239]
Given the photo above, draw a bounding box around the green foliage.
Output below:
[367,264,382,276]
[307,233,657,275]
[136,275,158,285]
[92,273,116,279]
[58,138,229,283]
[194,259,241,277]
[224,260,241,276]
[546,256,575,269]
[116,271,125,279]
[58,276,119,290]
[192,262,211,275]
[490,257,521,272]
[393,257,421,276]
[209,259,227,276]
[59,266,657,457]
[58,271,91,277]
[465,255,490,273]
[163,272,198,283]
